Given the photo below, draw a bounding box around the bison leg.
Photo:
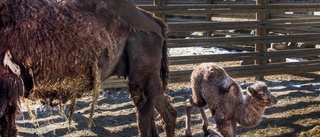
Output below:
[154,94,177,137]
[0,102,8,136]
[0,102,19,136]
[88,59,102,129]
[1,106,18,137]
[68,97,77,132]
[0,73,24,137]
[9,106,21,137]
[126,31,165,137]
[129,75,159,137]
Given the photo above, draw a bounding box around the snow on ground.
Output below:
[168,46,239,56]
[286,57,308,62]
[168,46,308,62]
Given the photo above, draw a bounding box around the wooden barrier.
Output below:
[102,0,320,89]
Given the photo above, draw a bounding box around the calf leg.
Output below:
[185,99,194,137]
[215,115,236,137]
[154,94,177,137]
[185,89,208,137]
[203,110,227,137]
[199,107,210,136]
[186,98,214,137]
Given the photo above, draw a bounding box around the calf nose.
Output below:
[271,96,278,105]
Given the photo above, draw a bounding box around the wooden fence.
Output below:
[102,0,320,89]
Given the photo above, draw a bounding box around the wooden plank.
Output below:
[139,4,320,14]
[208,14,320,21]
[205,0,213,37]
[255,0,269,80]
[166,0,205,4]
[168,19,320,32]
[102,59,320,88]
[271,28,320,34]
[168,20,320,32]
[265,48,320,59]
[170,52,260,65]
[266,23,320,31]
[269,0,316,3]
[167,34,320,48]
[168,21,261,32]
[154,0,166,20]
[268,17,320,23]
[134,0,153,5]
[227,60,320,77]
[270,13,319,19]
[169,60,320,83]
[169,48,320,65]
[212,30,254,37]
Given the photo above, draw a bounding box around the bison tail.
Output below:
[160,39,169,93]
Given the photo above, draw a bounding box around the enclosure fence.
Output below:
[102,0,320,89]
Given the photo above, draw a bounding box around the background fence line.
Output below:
[102,0,320,89]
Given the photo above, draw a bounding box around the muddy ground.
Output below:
[16,73,320,137]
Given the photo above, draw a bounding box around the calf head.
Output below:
[247,81,278,106]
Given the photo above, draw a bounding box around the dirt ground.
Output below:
[16,72,320,137]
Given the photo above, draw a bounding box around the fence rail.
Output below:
[102,0,320,89]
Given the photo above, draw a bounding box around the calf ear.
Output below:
[247,86,257,97]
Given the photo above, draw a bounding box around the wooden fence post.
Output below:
[255,0,269,80]
[154,0,166,20]
[205,0,213,37]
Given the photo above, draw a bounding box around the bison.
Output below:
[0,0,177,136]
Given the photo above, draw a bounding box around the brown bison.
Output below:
[0,0,177,136]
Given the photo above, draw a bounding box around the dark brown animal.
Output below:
[185,63,277,137]
[0,0,177,136]
[0,72,24,137]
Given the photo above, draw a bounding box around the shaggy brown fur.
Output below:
[0,0,176,136]
[0,73,24,137]
[185,63,278,137]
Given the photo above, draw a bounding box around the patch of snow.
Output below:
[191,31,205,36]
[169,46,307,62]
[286,57,308,62]
[169,46,239,56]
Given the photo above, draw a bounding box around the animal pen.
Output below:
[103,0,320,89]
